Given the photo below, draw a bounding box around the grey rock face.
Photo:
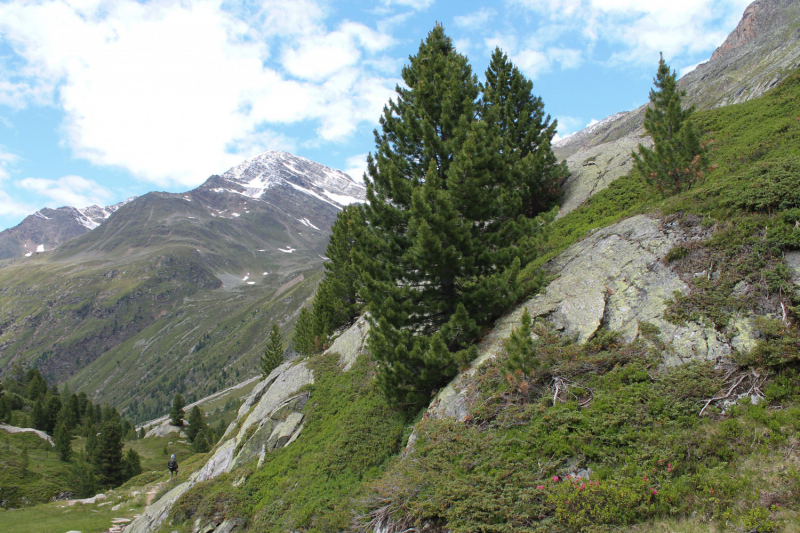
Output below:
[558,135,652,218]
[427,215,756,421]
[124,361,314,533]
[325,315,370,371]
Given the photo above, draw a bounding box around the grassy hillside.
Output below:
[163,71,800,532]
[0,184,333,419]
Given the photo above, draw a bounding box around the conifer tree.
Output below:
[31,398,47,431]
[260,323,284,377]
[86,424,98,458]
[481,48,568,215]
[95,419,124,487]
[71,460,97,497]
[633,54,708,195]
[0,393,10,424]
[54,421,72,461]
[122,448,142,481]
[311,204,367,340]
[192,432,210,453]
[186,406,205,443]
[45,395,62,434]
[293,307,317,356]
[169,394,185,427]
[356,25,551,408]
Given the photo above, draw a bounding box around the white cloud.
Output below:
[586,118,599,127]
[454,8,496,29]
[552,115,584,141]
[0,0,396,187]
[0,189,33,217]
[506,0,751,64]
[0,147,18,181]
[18,175,112,208]
[680,60,705,78]
[381,0,434,9]
[485,36,583,78]
[342,153,368,182]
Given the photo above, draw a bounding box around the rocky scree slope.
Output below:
[0,152,364,416]
[554,0,800,219]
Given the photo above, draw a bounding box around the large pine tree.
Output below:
[632,54,708,194]
[356,25,553,409]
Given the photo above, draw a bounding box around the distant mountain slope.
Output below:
[0,152,364,421]
[554,0,800,159]
[0,199,134,260]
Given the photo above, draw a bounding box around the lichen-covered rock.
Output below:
[124,481,191,533]
[125,361,314,533]
[325,315,369,371]
[428,214,756,421]
[236,362,313,441]
[558,135,652,218]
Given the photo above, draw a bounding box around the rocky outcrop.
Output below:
[428,215,757,421]
[558,134,652,218]
[124,361,314,533]
[124,324,372,533]
[326,315,370,371]
[0,423,54,445]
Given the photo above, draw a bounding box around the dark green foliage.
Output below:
[292,306,317,356]
[138,426,146,439]
[70,460,98,498]
[309,204,367,345]
[44,395,62,434]
[53,422,72,462]
[725,157,800,213]
[0,392,10,423]
[94,419,124,487]
[30,399,46,432]
[186,405,208,444]
[191,432,210,453]
[503,309,540,385]
[85,424,97,457]
[170,394,185,427]
[122,448,142,481]
[633,54,708,195]
[260,323,283,378]
[25,370,48,402]
[357,25,554,409]
[481,47,568,215]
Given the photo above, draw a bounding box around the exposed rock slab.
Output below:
[125,361,314,533]
[558,135,652,218]
[428,215,755,421]
[325,316,370,371]
[0,423,54,445]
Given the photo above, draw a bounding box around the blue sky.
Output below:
[0,0,751,230]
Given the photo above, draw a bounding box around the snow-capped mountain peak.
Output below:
[219,151,366,208]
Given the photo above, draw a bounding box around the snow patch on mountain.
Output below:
[220,151,366,208]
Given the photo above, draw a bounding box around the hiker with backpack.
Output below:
[168,454,178,478]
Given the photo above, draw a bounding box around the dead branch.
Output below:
[699,374,748,416]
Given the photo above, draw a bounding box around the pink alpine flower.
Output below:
[552,476,559,482]
[536,485,545,490]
